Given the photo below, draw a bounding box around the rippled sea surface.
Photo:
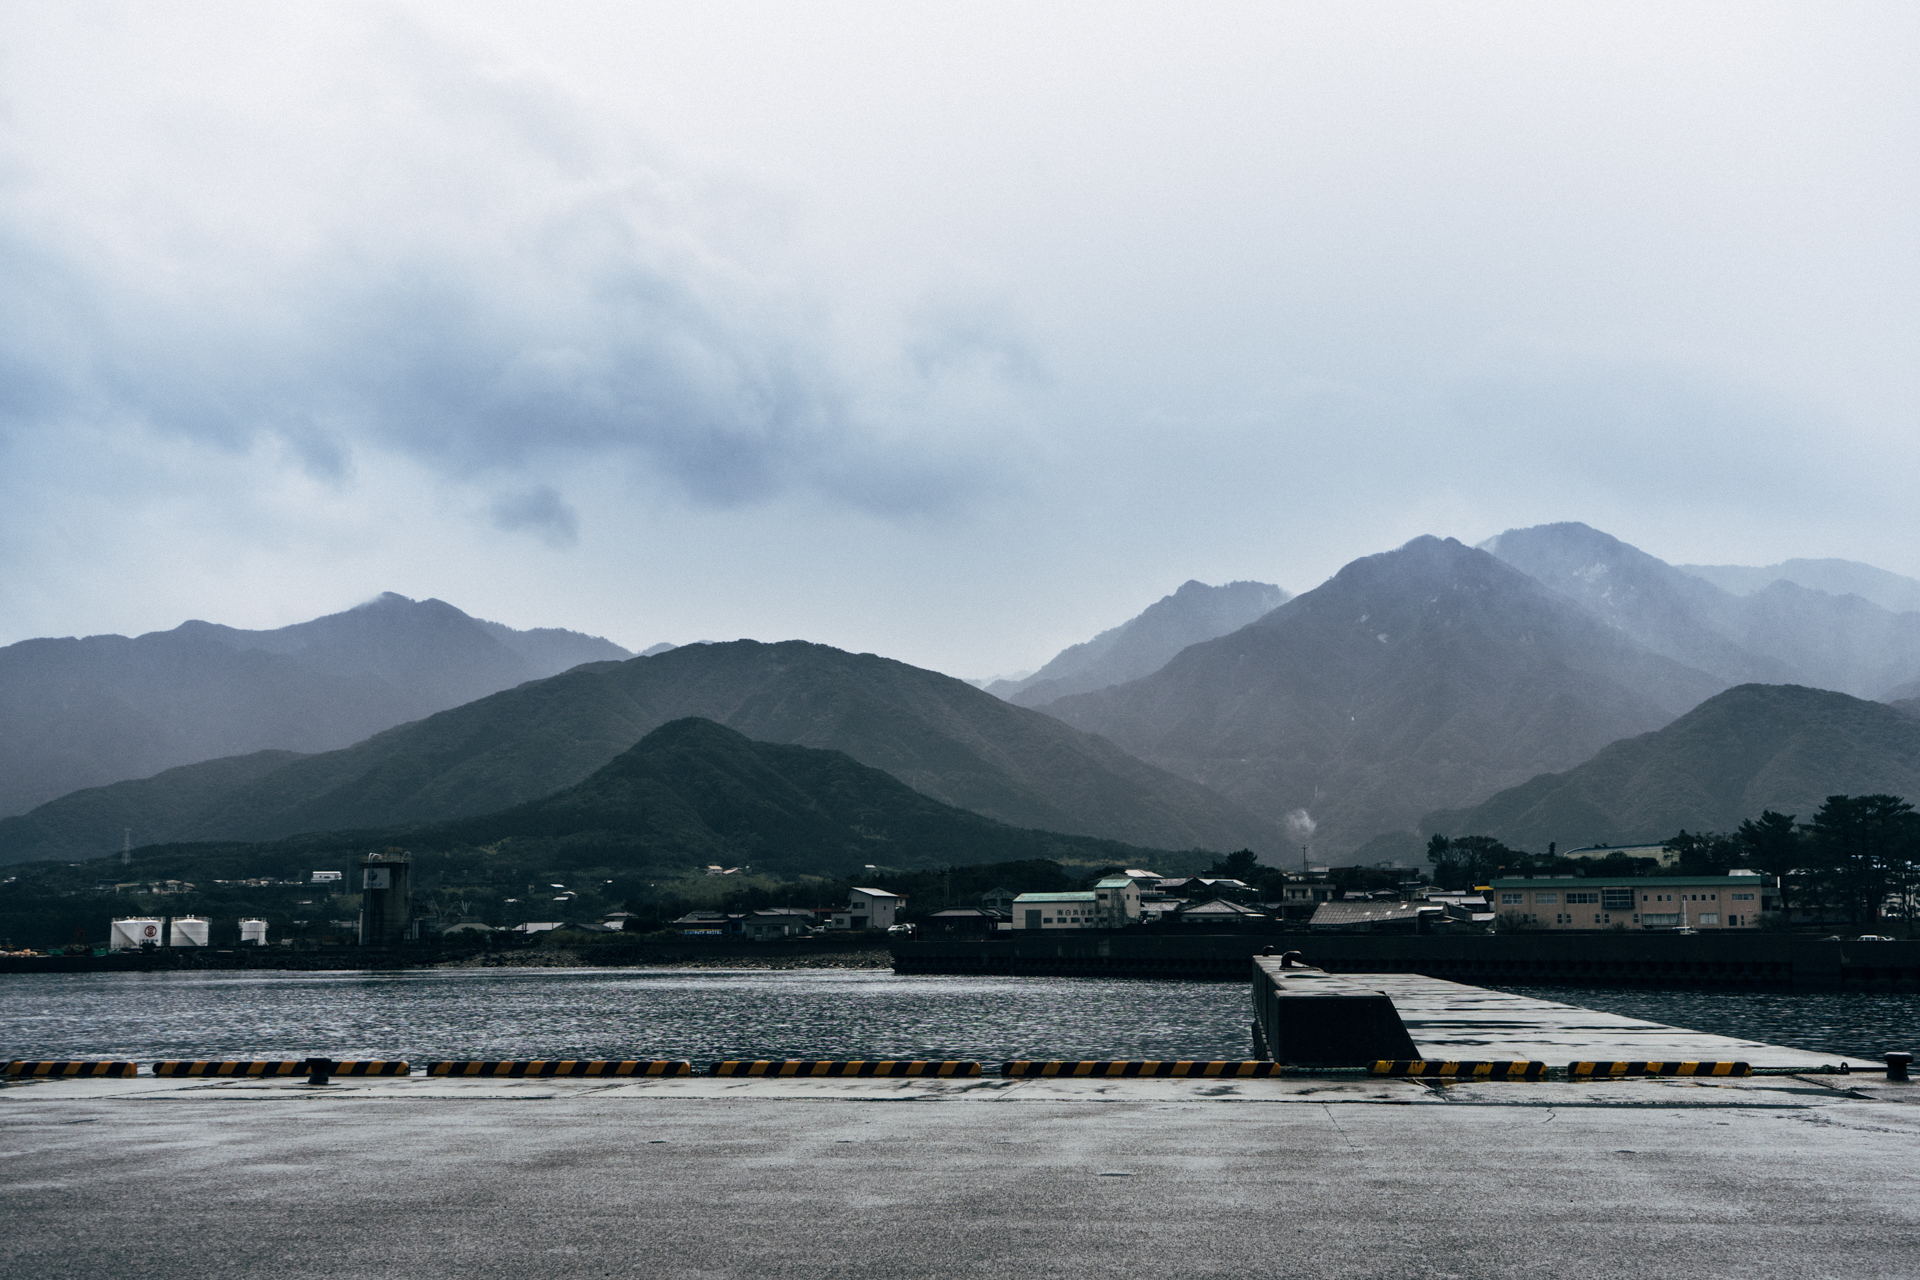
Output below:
[1488,984,1920,1060]
[5,968,1915,1062]
[0,968,1254,1061]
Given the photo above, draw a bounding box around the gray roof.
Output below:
[1308,901,1433,926]
[1176,898,1266,917]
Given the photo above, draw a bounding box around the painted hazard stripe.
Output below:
[152,1061,305,1077]
[708,1060,983,1077]
[5,1060,139,1078]
[1370,1060,1549,1080]
[425,1060,693,1077]
[320,1061,411,1076]
[1568,1061,1752,1078]
[998,1060,1287,1078]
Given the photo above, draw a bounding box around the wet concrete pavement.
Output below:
[5,1071,1920,1279]
[7,973,1918,1278]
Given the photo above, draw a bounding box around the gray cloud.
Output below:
[488,486,579,547]
[0,23,1009,542]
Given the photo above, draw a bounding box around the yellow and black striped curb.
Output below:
[152,1061,307,1077]
[1371,1060,1549,1080]
[308,1061,411,1076]
[999,1060,1289,1078]
[1568,1061,1752,1078]
[5,1060,139,1078]
[710,1060,984,1077]
[427,1060,693,1077]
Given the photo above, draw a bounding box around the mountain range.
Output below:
[11,522,1920,875]
[1679,558,1920,615]
[1424,683,1920,849]
[0,639,1272,865]
[0,594,629,818]
[1482,523,1920,699]
[1036,535,1724,857]
[988,579,1289,705]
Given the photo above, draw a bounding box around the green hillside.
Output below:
[1425,684,1920,848]
[0,640,1272,864]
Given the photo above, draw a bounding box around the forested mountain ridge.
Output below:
[0,639,1272,865]
[421,716,1184,876]
[1423,684,1920,851]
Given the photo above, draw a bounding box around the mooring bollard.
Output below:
[302,1056,334,1087]
[1886,1052,1912,1082]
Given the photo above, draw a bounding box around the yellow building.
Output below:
[1487,874,1775,931]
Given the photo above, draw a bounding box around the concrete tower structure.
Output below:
[356,850,413,946]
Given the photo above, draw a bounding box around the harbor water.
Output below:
[1,967,1912,1062]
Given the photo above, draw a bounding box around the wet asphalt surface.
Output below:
[6,1087,1920,1280]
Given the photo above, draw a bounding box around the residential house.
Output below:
[741,908,819,941]
[1168,897,1268,927]
[830,888,903,931]
[1306,901,1443,933]
[923,908,1006,936]
[668,910,738,936]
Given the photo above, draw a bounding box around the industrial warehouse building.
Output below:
[1486,874,1776,931]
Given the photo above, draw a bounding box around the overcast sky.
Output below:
[3,1,1916,676]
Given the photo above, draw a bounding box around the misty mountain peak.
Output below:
[1001,577,1289,705]
[351,592,469,621]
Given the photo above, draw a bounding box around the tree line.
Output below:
[1428,794,1920,927]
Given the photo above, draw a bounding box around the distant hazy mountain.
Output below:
[1680,558,1920,615]
[1424,684,1920,850]
[1484,523,1920,698]
[0,594,629,818]
[0,639,1270,865]
[1040,536,1723,857]
[990,580,1290,706]
[1478,523,1791,685]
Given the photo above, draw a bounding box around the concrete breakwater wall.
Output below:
[891,932,1920,990]
[0,936,894,975]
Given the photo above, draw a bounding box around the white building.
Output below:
[830,887,903,931]
[1010,891,1100,929]
[1091,877,1144,927]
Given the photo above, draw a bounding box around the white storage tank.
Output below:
[110,917,164,950]
[238,919,268,946]
[167,916,210,948]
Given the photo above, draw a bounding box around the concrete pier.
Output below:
[5,974,1918,1279]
